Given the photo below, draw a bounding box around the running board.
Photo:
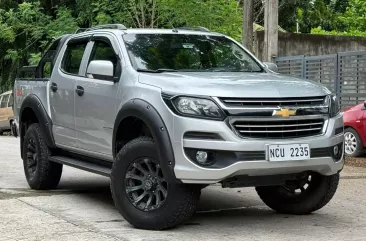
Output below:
[49,156,112,177]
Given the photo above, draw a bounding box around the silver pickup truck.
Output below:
[13,24,344,230]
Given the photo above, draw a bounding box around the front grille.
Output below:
[219,96,327,108]
[232,118,325,139]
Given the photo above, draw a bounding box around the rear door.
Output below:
[74,34,121,158]
[50,36,92,148]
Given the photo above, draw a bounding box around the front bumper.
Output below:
[171,113,344,184]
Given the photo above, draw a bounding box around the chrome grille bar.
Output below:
[238,127,323,133]
[222,98,325,103]
[217,96,328,108]
[235,122,324,128]
[231,118,326,139]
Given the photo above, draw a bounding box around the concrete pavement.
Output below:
[1,136,366,241]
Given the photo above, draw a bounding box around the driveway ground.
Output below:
[1,136,366,241]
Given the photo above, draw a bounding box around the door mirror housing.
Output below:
[263,62,278,73]
[364,101,366,108]
[87,60,114,80]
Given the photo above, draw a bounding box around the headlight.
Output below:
[329,94,340,117]
[171,96,225,120]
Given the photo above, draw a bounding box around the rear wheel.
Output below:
[111,137,201,230]
[23,123,63,190]
[256,172,339,215]
[344,128,364,157]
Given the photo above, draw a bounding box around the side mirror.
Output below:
[364,101,366,108]
[87,60,114,80]
[263,62,278,73]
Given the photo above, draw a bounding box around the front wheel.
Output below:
[256,172,339,215]
[110,137,201,230]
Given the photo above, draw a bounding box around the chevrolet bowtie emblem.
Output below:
[273,108,296,117]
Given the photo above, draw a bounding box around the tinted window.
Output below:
[1,94,9,108]
[90,41,118,65]
[38,39,61,78]
[89,41,118,75]
[62,41,88,75]
[122,34,262,72]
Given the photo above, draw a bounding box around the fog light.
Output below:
[196,151,208,164]
[332,142,343,162]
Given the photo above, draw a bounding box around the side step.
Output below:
[49,156,112,177]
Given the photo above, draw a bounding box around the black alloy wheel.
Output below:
[125,157,168,211]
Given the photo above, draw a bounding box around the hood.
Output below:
[138,72,331,98]
[344,103,364,112]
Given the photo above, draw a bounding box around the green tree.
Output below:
[339,0,366,32]
[0,1,77,91]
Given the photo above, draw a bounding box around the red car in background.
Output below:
[343,102,366,157]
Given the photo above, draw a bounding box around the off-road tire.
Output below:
[23,123,63,189]
[256,173,339,215]
[111,137,201,230]
[345,127,364,157]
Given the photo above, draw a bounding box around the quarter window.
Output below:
[62,41,88,75]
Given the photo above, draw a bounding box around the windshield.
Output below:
[122,34,263,72]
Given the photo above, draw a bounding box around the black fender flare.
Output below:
[113,99,179,183]
[19,94,57,158]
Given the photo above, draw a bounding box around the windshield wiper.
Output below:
[136,68,178,73]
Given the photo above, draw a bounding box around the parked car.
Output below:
[343,102,366,157]
[13,24,344,230]
[0,90,14,135]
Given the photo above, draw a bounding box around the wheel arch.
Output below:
[19,94,56,159]
[113,99,179,183]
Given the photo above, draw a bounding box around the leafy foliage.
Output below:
[0,0,365,92]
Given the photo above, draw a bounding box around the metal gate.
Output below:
[275,51,366,108]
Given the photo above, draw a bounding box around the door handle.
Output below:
[75,85,84,96]
[50,82,58,92]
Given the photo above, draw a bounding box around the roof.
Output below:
[127,28,223,36]
[73,24,225,38]
[74,28,224,37]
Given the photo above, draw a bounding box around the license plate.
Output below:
[268,144,310,161]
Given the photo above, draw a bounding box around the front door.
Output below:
[74,34,121,158]
[50,37,91,148]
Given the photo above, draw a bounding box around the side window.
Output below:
[88,40,119,80]
[42,62,52,78]
[1,94,9,108]
[62,41,88,75]
[8,93,13,107]
[38,39,60,78]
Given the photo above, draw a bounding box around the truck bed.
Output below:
[13,78,51,121]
